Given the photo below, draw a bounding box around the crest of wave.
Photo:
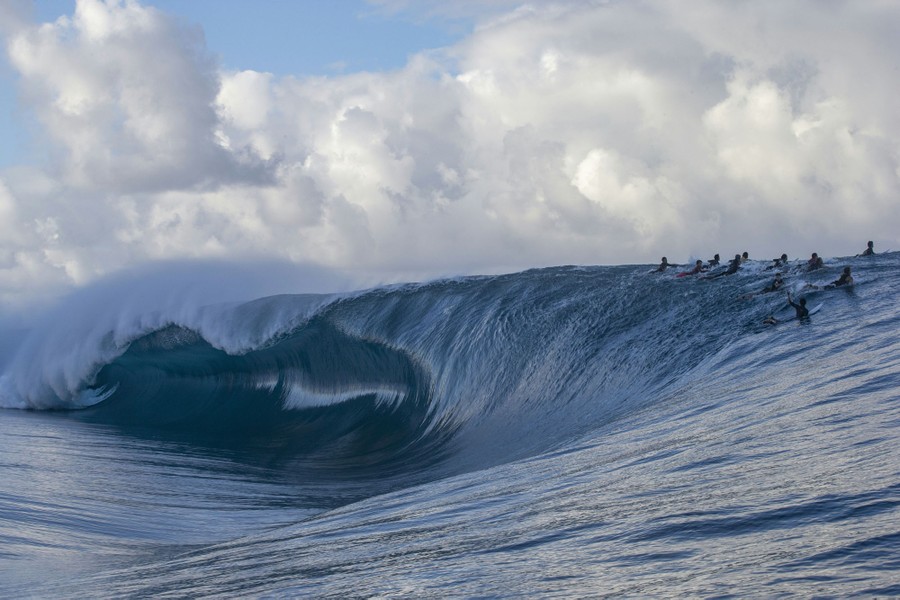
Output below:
[0,260,352,409]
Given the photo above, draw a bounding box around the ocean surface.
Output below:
[1,253,898,597]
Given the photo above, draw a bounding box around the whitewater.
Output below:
[0,253,898,597]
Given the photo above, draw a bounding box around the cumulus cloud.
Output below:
[6,0,272,192]
[1,0,899,311]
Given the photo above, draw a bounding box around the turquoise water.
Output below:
[1,254,898,597]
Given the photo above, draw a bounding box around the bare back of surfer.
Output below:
[681,259,706,276]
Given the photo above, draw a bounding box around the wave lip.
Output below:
[0,292,338,410]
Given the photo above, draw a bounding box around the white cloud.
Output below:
[704,75,802,189]
[217,70,273,136]
[6,0,272,192]
[1,0,899,312]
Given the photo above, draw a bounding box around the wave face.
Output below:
[4,253,886,477]
[1,265,747,475]
[1,253,899,596]
[0,256,895,479]
[4,256,896,458]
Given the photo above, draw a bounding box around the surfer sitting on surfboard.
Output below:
[807,253,824,272]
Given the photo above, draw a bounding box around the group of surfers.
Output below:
[652,241,877,323]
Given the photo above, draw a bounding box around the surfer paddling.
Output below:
[765,254,789,270]
[705,254,742,279]
[804,266,854,291]
[760,272,785,294]
[679,260,707,277]
[742,272,784,300]
[654,257,678,272]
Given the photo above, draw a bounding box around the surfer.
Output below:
[807,252,824,272]
[741,251,750,263]
[742,272,784,300]
[766,254,789,270]
[787,292,809,319]
[655,257,676,272]
[679,259,707,277]
[859,241,875,256]
[762,272,785,293]
[705,254,742,279]
[707,253,721,268]
[829,266,853,287]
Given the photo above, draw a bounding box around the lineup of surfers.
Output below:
[652,241,878,324]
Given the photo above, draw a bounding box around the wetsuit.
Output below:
[722,258,741,275]
[706,257,741,279]
[766,256,788,270]
[724,258,741,275]
[762,278,784,293]
[788,297,809,319]
[831,273,853,287]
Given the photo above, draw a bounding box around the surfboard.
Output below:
[701,266,727,279]
[766,302,823,325]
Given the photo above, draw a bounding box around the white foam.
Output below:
[0,260,355,409]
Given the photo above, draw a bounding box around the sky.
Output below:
[0,0,898,313]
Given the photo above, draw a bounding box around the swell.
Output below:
[5,253,895,482]
[66,265,740,477]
